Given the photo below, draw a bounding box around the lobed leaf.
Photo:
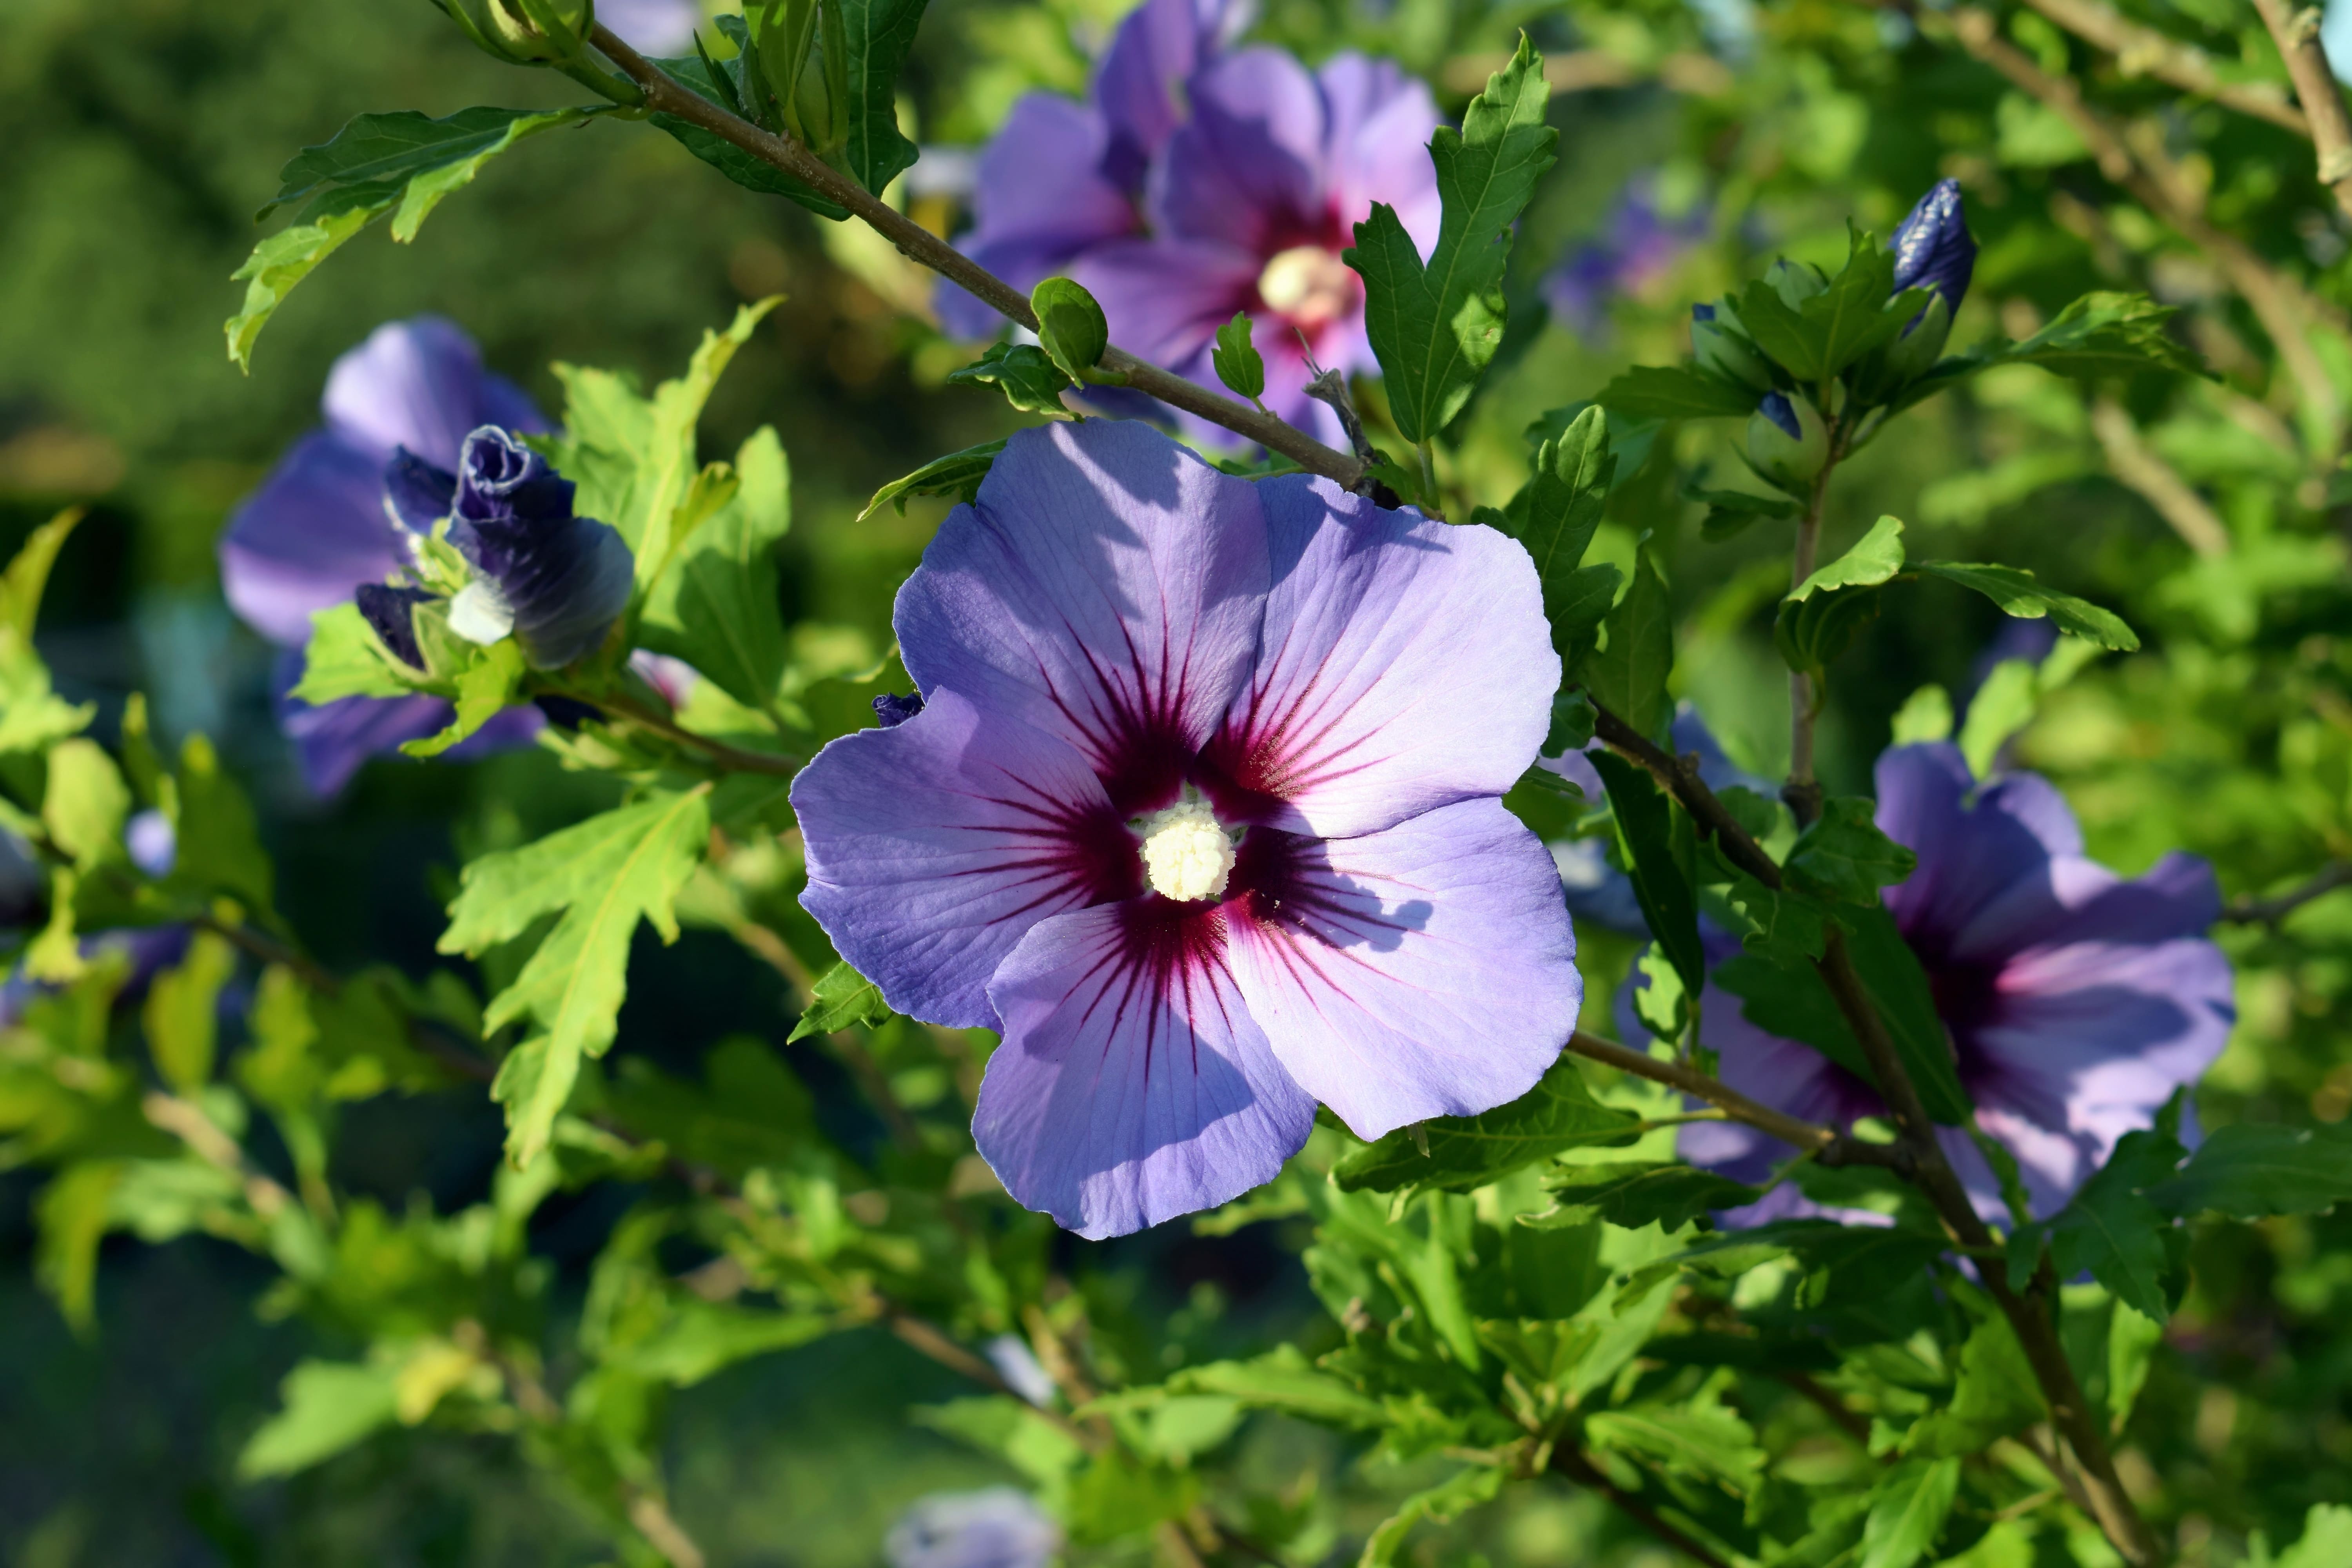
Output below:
[1331,1054,1641,1194]
[641,426,794,710]
[1535,1161,1760,1230]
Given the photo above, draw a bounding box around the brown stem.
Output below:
[2016,0,2308,133]
[1551,1448,1736,1568]
[561,685,801,777]
[1584,691,2161,1566]
[2088,397,2231,558]
[2249,0,2352,221]
[586,25,1365,488]
[1564,1030,1906,1168]
[2224,859,2352,924]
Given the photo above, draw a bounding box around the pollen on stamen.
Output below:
[1135,798,1236,903]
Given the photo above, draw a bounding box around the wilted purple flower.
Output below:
[885,1488,1060,1568]
[1676,743,2233,1221]
[385,427,633,670]
[1543,178,1706,340]
[791,420,1579,1237]
[1890,178,1976,310]
[219,318,546,795]
[940,0,1440,445]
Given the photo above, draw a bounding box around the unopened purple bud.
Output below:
[385,448,459,534]
[1691,302,1717,322]
[1891,178,1976,311]
[872,691,926,728]
[1746,391,1827,486]
[1758,391,1801,440]
[444,426,633,670]
[356,583,436,669]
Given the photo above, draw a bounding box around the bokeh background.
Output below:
[5,0,2351,1562]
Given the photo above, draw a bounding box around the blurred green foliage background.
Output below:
[4,0,2350,1561]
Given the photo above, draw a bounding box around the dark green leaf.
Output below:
[1904,1312,2043,1456]
[787,960,894,1041]
[1713,952,1873,1080]
[2143,1122,2352,1218]
[1492,406,1618,669]
[1211,312,1265,401]
[1708,863,1833,965]
[1595,364,1759,419]
[650,50,850,218]
[858,438,1005,521]
[1690,485,1800,542]
[1774,515,1906,678]
[1785,797,1918,905]
[1346,35,1557,441]
[1859,1457,1961,1568]
[1330,1054,1641,1193]
[835,0,931,194]
[946,341,1075,418]
[1031,276,1109,382]
[641,427,793,710]
[2002,290,2205,380]
[1911,561,2139,651]
[1585,1397,1763,1490]
[1544,688,1595,756]
[1838,906,1971,1126]
[1803,227,1930,376]
[2012,1117,2189,1319]
[1536,1161,1759,1230]
[1583,552,1671,740]
[1735,278,1829,381]
[1588,750,1704,993]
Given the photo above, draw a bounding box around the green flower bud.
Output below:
[1691,303,1772,392]
[1883,292,1953,385]
[1768,259,1827,311]
[436,0,592,65]
[1747,391,1828,488]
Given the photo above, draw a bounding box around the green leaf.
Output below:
[1588,750,1704,994]
[834,0,930,194]
[1535,1161,1760,1230]
[1346,34,1557,442]
[1166,1345,1387,1428]
[34,1162,122,1335]
[1330,1054,1641,1193]
[1774,515,1906,678]
[143,931,239,1095]
[292,604,413,702]
[1492,407,1621,671]
[1785,797,1917,904]
[1586,1396,1764,1490]
[1859,1457,1961,1568]
[1596,363,1759,419]
[1544,688,1596,757]
[543,298,783,585]
[1838,906,1971,1126]
[227,107,608,369]
[2002,290,2206,380]
[1709,864,1832,965]
[913,1395,1087,1488]
[1691,484,1800,541]
[440,789,715,1165]
[168,734,276,922]
[648,49,849,218]
[1713,952,1873,1081]
[1889,684,1953,745]
[1804,227,1927,376]
[1735,277,1830,381]
[1904,1311,2043,1456]
[859,438,1003,522]
[1583,552,1672,739]
[399,639,525,758]
[1212,312,1265,401]
[786,960,894,1041]
[42,739,129,871]
[1031,276,1109,383]
[1911,561,2139,651]
[946,341,1075,418]
[1957,658,2037,780]
[237,1360,403,1479]
[2276,1505,2352,1568]
[641,427,794,710]
[0,510,96,754]
[1359,1466,1504,1568]
[2013,1118,2189,1319]
[2143,1122,2352,1218]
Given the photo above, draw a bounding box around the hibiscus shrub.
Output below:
[7,0,2352,1563]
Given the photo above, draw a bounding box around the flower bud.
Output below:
[436,0,592,65]
[1883,290,1953,384]
[1747,391,1828,488]
[1691,303,1772,392]
[356,583,436,670]
[1768,259,1826,311]
[1890,178,1976,316]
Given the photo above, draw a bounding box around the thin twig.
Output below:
[1786,460,1837,828]
[557,684,801,777]
[2016,0,2308,133]
[2223,859,2352,924]
[585,25,1366,489]
[2249,0,2352,220]
[1564,1030,1907,1168]
[1551,1448,1736,1568]
[2088,397,2232,557]
[188,911,339,995]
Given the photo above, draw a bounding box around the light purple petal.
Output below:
[597,0,703,55]
[886,1487,1061,1568]
[219,431,407,646]
[1315,53,1442,254]
[1149,48,1326,252]
[893,421,1269,812]
[940,95,1139,340]
[793,688,1136,1030]
[1875,743,2074,954]
[1223,799,1579,1139]
[975,898,1316,1238]
[1200,478,1556,838]
[321,317,546,467]
[1094,0,1232,189]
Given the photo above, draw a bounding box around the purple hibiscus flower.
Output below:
[790,419,1580,1237]
[940,0,1440,446]
[1674,743,2234,1221]
[885,1488,1060,1568]
[1542,177,1708,341]
[221,318,552,795]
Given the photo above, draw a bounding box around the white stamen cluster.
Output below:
[1136,798,1237,903]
